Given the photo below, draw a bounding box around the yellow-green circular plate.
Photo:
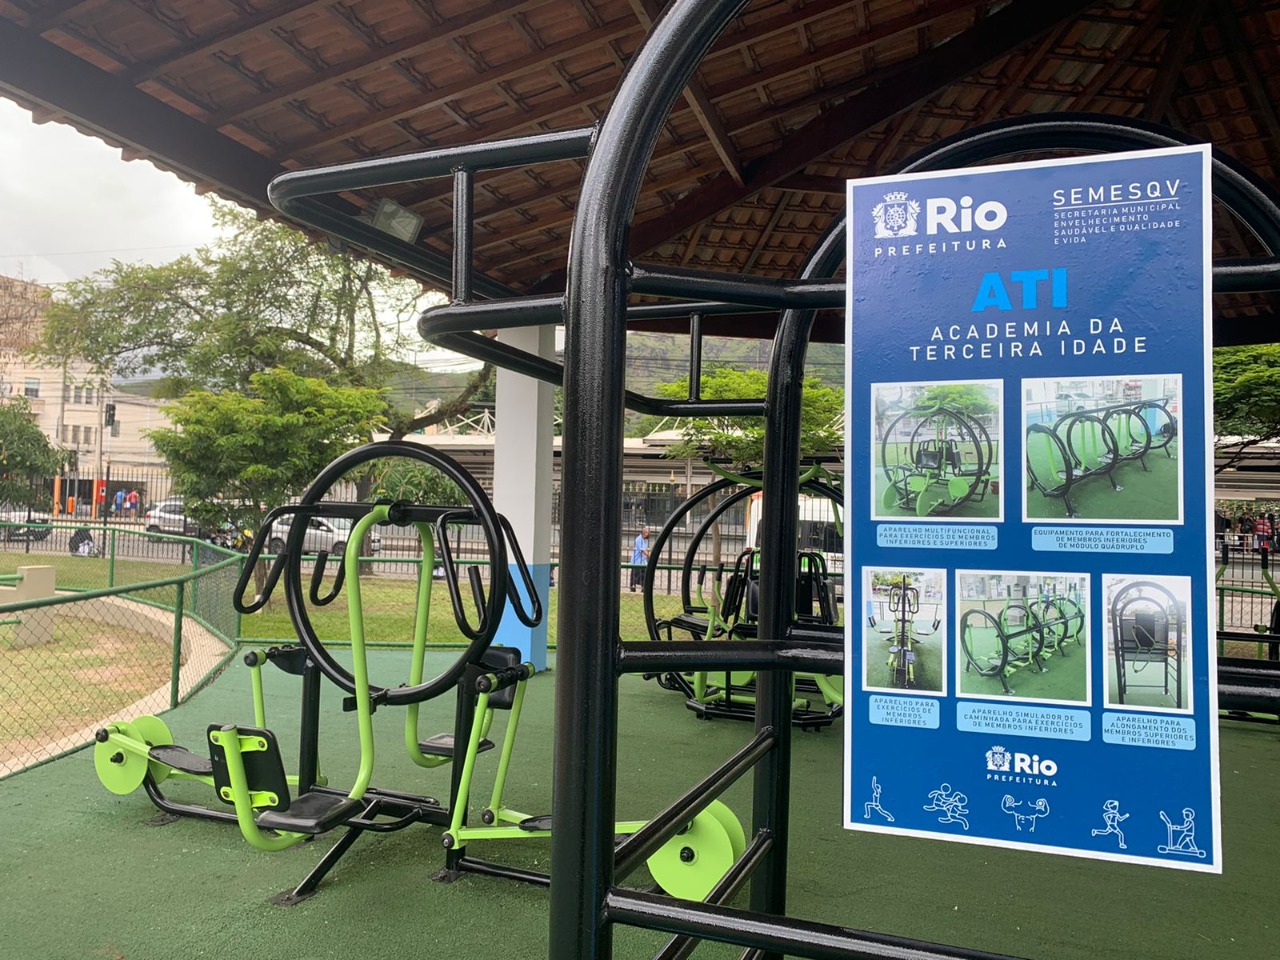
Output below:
[94,721,148,795]
[132,715,174,785]
[646,807,735,901]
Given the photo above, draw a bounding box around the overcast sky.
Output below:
[0,97,220,286]
[0,96,484,371]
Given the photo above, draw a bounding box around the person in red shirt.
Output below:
[1254,513,1272,553]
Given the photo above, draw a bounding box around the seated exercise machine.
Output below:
[880,402,995,517]
[1109,580,1185,709]
[97,440,742,901]
[643,470,843,730]
[96,440,537,902]
[1026,398,1177,518]
[866,575,942,689]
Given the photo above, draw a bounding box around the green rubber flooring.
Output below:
[1,648,1277,960]
[1027,446,1180,522]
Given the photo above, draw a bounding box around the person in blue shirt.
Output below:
[629,526,650,592]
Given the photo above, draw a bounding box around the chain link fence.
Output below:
[0,523,242,779]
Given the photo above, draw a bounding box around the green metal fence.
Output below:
[0,522,243,779]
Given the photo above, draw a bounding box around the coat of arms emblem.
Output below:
[872,191,921,238]
[986,745,1012,772]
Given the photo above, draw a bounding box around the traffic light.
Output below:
[104,403,116,427]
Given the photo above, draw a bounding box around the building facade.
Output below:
[0,275,172,515]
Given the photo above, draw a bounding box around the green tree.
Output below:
[917,383,997,416]
[146,369,385,533]
[368,458,467,507]
[1214,344,1280,474]
[35,199,491,438]
[654,368,843,469]
[0,398,67,509]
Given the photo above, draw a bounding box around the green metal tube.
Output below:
[107,530,117,588]
[404,524,442,768]
[250,656,267,727]
[207,728,303,852]
[169,581,185,709]
[0,554,239,617]
[342,505,391,800]
[486,675,531,816]
[446,689,493,843]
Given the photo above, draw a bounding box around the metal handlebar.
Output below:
[498,514,543,628]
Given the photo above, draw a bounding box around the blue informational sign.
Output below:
[843,146,1220,872]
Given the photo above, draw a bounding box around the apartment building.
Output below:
[0,276,171,511]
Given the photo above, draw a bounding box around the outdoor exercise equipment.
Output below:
[1109,580,1185,709]
[437,649,747,901]
[866,575,942,689]
[269,91,1280,958]
[641,471,843,729]
[880,402,994,516]
[959,584,1083,696]
[1026,398,1177,518]
[93,645,318,825]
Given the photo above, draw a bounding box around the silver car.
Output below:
[268,515,381,557]
[143,498,195,535]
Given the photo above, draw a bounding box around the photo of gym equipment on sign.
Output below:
[871,380,1003,521]
[862,567,948,694]
[1102,573,1193,714]
[955,571,1091,704]
[1023,375,1182,523]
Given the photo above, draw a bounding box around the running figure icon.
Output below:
[923,783,970,830]
[1090,799,1129,849]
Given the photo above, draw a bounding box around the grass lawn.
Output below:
[241,573,693,647]
[0,619,171,766]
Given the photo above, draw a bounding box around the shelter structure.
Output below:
[4,3,1280,960]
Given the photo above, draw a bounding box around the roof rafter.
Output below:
[275,15,641,158]
[624,0,1100,261]
[211,0,553,126]
[121,0,330,85]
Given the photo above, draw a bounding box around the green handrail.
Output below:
[0,553,241,617]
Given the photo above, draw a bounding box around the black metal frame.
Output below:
[257,0,1280,952]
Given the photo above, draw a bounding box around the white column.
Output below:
[491,325,556,669]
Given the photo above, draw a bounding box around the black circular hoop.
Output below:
[283,440,509,706]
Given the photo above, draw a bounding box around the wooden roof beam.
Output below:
[0,17,284,209]
[1209,3,1280,154]
[741,192,794,273]
[622,0,1099,260]
[629,0,743,187]
[1076,3,1172,105]
[275,17,641,158]
[26,0,107,35]
[121,0,330,85]
[1142,0,1208,122]
[211,0,553,127]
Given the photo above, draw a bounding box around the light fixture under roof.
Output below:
[370,198,424,244]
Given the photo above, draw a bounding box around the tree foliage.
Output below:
[1213,344,1280,474]
[36,199,491,437]
[0,398,67,509]
[917,383,997,416]
[654,368,844,469]
[368,458,468,507]
[146,369,385,532]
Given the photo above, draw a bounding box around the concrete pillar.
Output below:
[491,325,556,670]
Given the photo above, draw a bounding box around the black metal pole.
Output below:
[297,656,322,793]
[551,1,752,957]
[752,222,847,951]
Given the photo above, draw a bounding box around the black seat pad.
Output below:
[256,792,363,835]
[418,733,494,758]
[149,744,213,776]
